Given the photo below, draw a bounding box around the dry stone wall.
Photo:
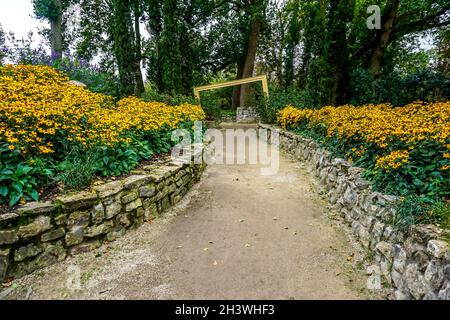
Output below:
[0,146,207,281]
[236,107,259,123]
[258,124,449,300]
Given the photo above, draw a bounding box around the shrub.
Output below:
[278,102,450,227]
[256,86,309,124]
[277,102,450,200]
[0,65,205,205]
[349,68,450,106]
[141,83,198,106]
[0,143,52,206]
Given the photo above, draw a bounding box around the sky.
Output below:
[0,0,46,44]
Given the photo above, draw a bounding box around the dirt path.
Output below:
[5,125,374,300]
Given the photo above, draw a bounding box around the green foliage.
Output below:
[111,0,138,96]
[285,105,449,228]
[51,57,119,96]
[141,83,198,106]
[0,23,5,66]
[33,0,68,21]
[288,120,449,202]
[349,68,450,106]
[199,87,235,120]
[55,147,99,190]
[394,195,449,230]
[0,143,52,206]
[256,85,309,123]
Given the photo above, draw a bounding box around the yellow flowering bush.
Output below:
[0,65,204,156]
[277,102,450,199]
[0,65,205,205]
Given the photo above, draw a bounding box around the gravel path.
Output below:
[5,125,374,300]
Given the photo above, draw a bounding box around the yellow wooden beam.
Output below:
[193,75,269,102]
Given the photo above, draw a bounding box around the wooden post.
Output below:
[193,75,269,106]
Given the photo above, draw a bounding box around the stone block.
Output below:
[139,184,156,198]
[427,240,448,259]
[91,203,105,224]
[94,180,123,198]
[424,260,444,290]
[84,220,114,238]
[14,243,44,262]
[121,191,139,204]
[41,227,65,242]
[67,211,90,228]
[0,229,18,245]
[105,200,122,219]
[18,215,52,238]
[17,201,55,215]
[56,191,97,210]
[65,226,84,246]
[125,198,142,212]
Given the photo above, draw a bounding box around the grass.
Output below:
[392,195,449,231]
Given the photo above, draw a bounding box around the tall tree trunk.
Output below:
[133,0,145,96]
[240,19,262,107]
[368,0,400,78]
[232,64,243,109]
[327,0,353,105]
[111,0,136,96]
[50,0,63,59]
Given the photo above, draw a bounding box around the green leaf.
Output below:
[1,169,14,175]
[9,192,21,206]
[12,182,23,193]
[29,189,39,201]
[0,185,8,197]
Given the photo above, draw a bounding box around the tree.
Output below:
[282,0,300,87]
[33,0,68,58]
[143,0,164,90]
[0,23,5,65]
[131,0,145,95]
[239,0,267,108]
[323,0,354,104]
[110,0,139,96]
[352,0,450,78]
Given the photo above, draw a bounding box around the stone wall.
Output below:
[258,124,449,300]
[0,145,207,281]
[236,107,259,123]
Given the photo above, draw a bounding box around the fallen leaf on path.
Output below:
[213,261,218,266]
[208,241,214,244]
[99,288,112,294]
[284,227,289,230]
[203,247,209,251]
[293,232,297,235]
[176,246,183,249]
[273,217,278,221]
[239,219,244,222]
[245,243,251,247]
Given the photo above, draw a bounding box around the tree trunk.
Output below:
[50,0,63,59]
[368,0,400,78]
[133,0,145,96]
[232,64,243,109]
[327,0,353,105]
[240,19,262,107]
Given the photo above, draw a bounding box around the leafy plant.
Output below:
[55,147,100,190]
[394,195,449,230]
[0,143,52,205]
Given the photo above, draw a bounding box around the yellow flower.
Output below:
[0,64,205,156]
